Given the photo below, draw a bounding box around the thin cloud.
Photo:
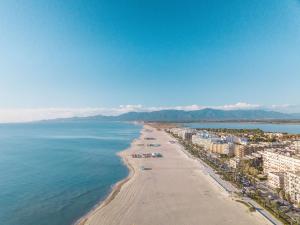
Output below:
[0,103,298,123]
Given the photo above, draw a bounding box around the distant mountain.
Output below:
[113,109,296,122]
[57,108,300,122]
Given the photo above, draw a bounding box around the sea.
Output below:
[185,122,300,134]
[0,120,142,225]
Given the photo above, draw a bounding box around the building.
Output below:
[183,130,196,142]
[192,135,212,149]
[192,133,234,156]
[284,171,300,204]
[262,150,300,174]
[210,141,234,156]
[226,136,248,145]
[268,172,285,189]
[264,132,284,139]
[169,128,195,141]
[263,150,300,200]
[293,140,300,155]
[234,144,251,158]
[229,157,240,169]
[191,131,218,149]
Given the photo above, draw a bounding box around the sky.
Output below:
[0,0,300,122]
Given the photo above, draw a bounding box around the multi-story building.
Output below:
[191,132,218,149]
[192,134,234,156]
[210,141,234,156]
[183,130,196,142]
[262,150,300,174]
[284,171,300,204]
[293,140,300,155]
[169,128,195,141]
[226,136,248,145]
[192,135,212,149]
[268,172,285,189]
[234,144,251,158]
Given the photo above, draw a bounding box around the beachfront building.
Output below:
[293,140,300,155]
[262,150,300,200]
[170,128,196,142]
[226,136,248,145]
[233,144,252,158]
[192,133,214,149]
[169,128,181,137]
[284,171,300,204]
[210,141,234,156]
[268,172,285,189]
[262,150,300,174]
[192,133,234,156]
[184,130,196,142]
[192,131,213,147]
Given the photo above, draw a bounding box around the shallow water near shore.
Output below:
[0,121,142,225]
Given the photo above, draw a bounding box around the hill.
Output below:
[57,108,300,122]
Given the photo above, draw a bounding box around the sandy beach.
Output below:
[79,125,271,225]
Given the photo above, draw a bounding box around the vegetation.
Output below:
[168,131,294,225]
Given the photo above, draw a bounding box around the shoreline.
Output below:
[78,125,273,225]
[75,136,140,225]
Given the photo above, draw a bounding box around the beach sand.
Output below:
[79,125,271,225]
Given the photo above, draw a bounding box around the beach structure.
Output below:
[144,137,156,140]
[147,143,160,147]
[131,152,163,158]
[152,152,163,157]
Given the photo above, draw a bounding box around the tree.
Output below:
[279,189,285,200]
[285,192,291,203]
[271,200,280,210]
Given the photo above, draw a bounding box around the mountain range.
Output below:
[59,108,300,122]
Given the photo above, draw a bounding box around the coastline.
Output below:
[75,135,140,225]
[78,125,272,225]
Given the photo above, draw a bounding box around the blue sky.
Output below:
[0,0,300,121]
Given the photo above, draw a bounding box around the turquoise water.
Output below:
[186,122,300,134]
[0,121,141,225]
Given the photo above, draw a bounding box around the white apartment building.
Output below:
[262,150,300,174]
[293,140,300,154]
[169,128,196,141]
[268,172,284,189]
[192,134,213,149]
[284,171,300,204]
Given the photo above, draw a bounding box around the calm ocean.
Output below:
[0,121,142,225]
